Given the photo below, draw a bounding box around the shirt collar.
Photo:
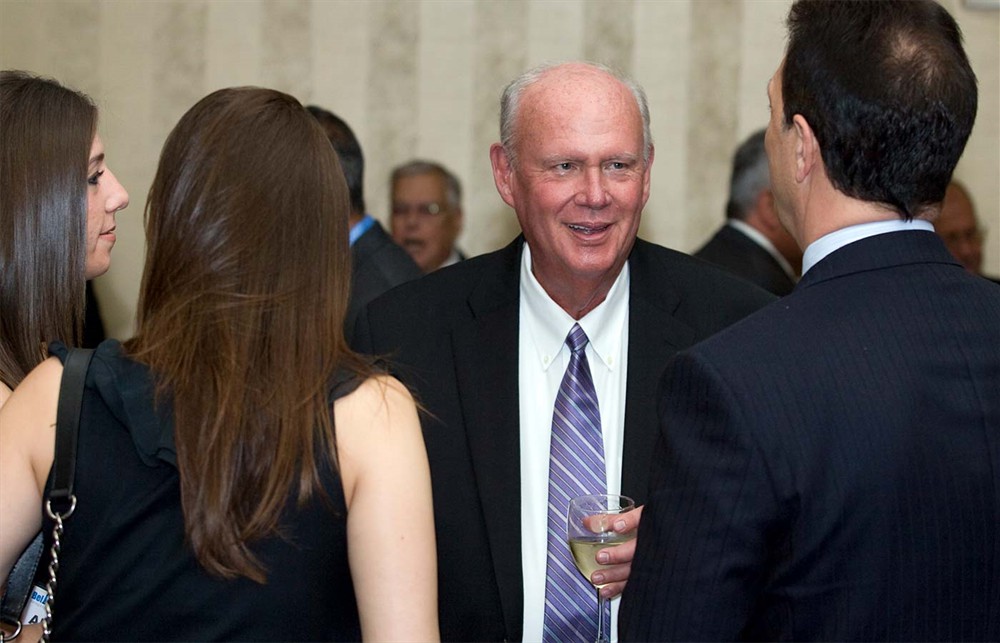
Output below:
[727,219,798,281]
[438,248,462,269]
[349,214,376,246]
[802,218,935,275]
[520,243,629,374]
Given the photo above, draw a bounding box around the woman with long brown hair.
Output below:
[0,87,437,640]
[0,70,129,406]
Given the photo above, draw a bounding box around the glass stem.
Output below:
[596,588,609,643]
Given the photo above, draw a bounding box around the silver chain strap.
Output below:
[41,495,76,643]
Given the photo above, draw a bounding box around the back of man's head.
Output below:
[726,129,769,221]
[782,0,977,219]
[307,105,365,215]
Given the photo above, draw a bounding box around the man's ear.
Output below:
[793,114,818,184]
[489,143,516,209]
[641,144,655,205]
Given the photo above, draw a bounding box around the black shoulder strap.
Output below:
[49,348,94,505]
[0,348,93,630]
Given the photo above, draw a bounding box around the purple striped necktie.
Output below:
[542,323,608,642]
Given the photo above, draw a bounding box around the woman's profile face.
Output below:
[85,134,129,279]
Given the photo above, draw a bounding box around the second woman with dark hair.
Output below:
[0,87,438,640]
[0,70,129,406]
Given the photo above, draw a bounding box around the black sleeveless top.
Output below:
[42,340,363,640]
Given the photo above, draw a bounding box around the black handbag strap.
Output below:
[0,348,93,634]
[49,348,94,506]
[0,534,43,628]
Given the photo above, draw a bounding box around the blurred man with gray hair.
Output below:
[694,128,802,295]
[390,160,466,273]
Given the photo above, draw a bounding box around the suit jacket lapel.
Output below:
[622,240,697,505]
[450,239,525,639]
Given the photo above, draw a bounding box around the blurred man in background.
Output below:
[390,160,466,272]
[695,128,801,296]
[308,106,422,340]
[935,180,998,282]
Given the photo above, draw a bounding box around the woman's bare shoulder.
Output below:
[335,373,416,431]
[332,373,422,500]
[0,357,64,495]
[1,357,63,427]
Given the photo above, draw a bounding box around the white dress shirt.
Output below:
[519,244,630,642]
[802,218,934,275]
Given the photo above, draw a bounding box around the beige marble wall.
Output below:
[2,0,997,338]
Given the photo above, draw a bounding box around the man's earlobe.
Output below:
[489,143,516,204]
[793,114,817,183]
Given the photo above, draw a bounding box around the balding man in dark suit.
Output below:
[356,62,773,641]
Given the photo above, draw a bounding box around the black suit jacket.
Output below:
[622,230,1000,641]
[345,220,422,344]
[694,224,796,296]
[355,237,774,641]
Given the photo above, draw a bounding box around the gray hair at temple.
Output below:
[498,61,653,167]
[390,159,462,211]
[726,129,769,221]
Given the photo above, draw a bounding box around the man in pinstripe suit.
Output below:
[621,1,1000,640]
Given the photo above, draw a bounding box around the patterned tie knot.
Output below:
[566,323,589,355]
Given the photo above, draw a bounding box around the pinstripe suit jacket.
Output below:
[354,236,774,641]
[621,230,1000,641]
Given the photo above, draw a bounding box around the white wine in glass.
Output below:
[567,494,636,643]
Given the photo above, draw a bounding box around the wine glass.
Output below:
[567,493,636,643]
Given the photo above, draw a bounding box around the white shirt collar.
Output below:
[802,219,935,275]
[727,219,798,281]
[437,248,462,270]
[520,243,629,374]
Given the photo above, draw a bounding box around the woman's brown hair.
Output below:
[0,70,95,388]
[126,87,370,583]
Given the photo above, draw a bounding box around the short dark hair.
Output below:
[726,129,769,221]
[306,105,365,215]
[783,0,977,219]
